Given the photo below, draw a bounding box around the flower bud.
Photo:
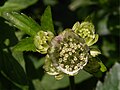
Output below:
[72,21,99,46]
[34,31,54,54]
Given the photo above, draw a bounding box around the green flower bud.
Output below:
[34,31,54,54]
[47,29,89,76]
[72,21,99,46]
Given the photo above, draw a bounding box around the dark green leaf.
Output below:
[75,70,92,84]
[69,0,97,11]
[12,51,26,70]
[13,37,36,52]
[43,0,58,6]
[0,0,38,12]
[0,17,18,48]
[0,50,28,86]
[41,6,55,33]
[96,62,120,90]
[1,12,41,36]
[84,57,101,74]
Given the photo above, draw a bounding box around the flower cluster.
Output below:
[34,21,106,79]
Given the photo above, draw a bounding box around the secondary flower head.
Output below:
[72,21,99,46]
[44,29,89,78]
[34,31,54,54]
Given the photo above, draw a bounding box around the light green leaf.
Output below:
[0,0,38,12]
[1,12,41,36]
[96,62,120,90]
[41,6,55,33]
[13,37,36,52]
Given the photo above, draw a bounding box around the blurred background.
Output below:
[0,0,119,90]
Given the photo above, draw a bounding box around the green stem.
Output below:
[69,76,75,90]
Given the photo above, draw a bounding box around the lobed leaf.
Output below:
[96,62,120,90]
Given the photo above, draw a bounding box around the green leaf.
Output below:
[102,39,116,57]
[41,6,55,33]
[41,74,69,90]
[84,57,101,74]
[41,70,92,90]
[69,0,97,11]
[13,37,36,52]
[12,51,26,71]
[0,0,38,12]
[75,70,92,84]
[0,50,28,86]
[32,79,44,90]
[96,62,120,90]
[1,12,41,36]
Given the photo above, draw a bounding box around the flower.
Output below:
[34,31,54,54]
[72,21,99,46]
[44,29,89,79]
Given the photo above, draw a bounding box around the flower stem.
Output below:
[69,76,75,90]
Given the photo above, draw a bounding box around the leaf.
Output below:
[69,0,97,11]
[0,17,18,48]
[97,15,110,35]
[41,70,92,90]
[0,0,38,12]
[1,12,41,36]
[32,79,44,90]
[102,39,116,57]
[41,6,55,33]
[12,51,26,71]
[0,50,28,86]
[41,74,69,90]
[75,70,92,84]
[13,37,36,52]
[96,62,120,90]
[43,0,58,6]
